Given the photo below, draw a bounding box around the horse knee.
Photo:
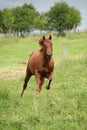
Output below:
[36,87,41,92]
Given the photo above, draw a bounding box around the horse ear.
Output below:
[43,36,45,40]
[39,36,45,46]
[49,35,52,40]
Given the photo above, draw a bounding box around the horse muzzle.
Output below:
[46,53,52,59]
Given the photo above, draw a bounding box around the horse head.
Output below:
[39,35,53,59]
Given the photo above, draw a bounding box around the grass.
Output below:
[0,33,87,130]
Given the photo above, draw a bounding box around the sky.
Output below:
[0,0,87,31]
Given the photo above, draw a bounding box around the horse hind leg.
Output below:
[20,70,32,97]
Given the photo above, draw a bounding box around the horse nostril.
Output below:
[46,53,52,58]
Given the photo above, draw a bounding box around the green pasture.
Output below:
[0,33,87,130]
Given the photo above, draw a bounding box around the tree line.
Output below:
[0,2,81,36]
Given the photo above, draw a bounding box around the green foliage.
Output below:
[66,7,81,32]
[2,8,14,33]
[13,3,38,36]
[0,2,82,36]
[47,2,69,32]
[0,10,3,32]
[46,2,81,34]
[34,14,48,32]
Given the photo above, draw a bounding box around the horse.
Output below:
[20,35,54,97]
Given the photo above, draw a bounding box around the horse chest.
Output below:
[39,63,52,78]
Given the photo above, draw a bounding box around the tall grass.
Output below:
[0,33,87,130]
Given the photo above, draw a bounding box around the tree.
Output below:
[46,2,81,34]
[13,3,39,36]
[0,10,3,32]
[2,8,14,34]
[46,2,69,34]
[66,7,81,32]
[33,13,48,34]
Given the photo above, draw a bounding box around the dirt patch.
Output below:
[0,65,26,80]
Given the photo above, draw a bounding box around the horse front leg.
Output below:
[46,80,52,89]
[46,72,53,89]
[36,78,44,98]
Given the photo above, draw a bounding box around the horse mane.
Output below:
[39,36,45,46]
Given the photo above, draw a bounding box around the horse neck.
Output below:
[40,47,51,63]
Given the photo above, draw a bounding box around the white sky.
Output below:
[0,0,87,30]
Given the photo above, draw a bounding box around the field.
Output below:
[0,33,87,130]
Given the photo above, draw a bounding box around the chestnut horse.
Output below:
[20,35,54,97]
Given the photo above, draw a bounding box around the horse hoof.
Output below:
[46,86,50,89]
[36,94,40,98]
